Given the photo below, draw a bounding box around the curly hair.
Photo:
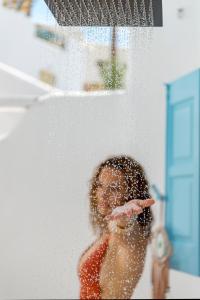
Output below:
[89,155,153,237]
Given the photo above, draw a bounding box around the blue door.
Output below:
[166,69,200,276]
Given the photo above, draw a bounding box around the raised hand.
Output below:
[105,198,155,222]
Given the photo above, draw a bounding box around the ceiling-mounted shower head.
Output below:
[44,0,163,27]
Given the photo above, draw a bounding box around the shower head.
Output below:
[44,0,163,27]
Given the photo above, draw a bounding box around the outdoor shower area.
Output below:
[0,0,200,299]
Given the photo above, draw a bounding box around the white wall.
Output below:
[127,0,200,298]
[0,61,62,144]
[0,91,135,299]
[0,7,85,91]
[0,62,56,98]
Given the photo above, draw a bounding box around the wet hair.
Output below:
[89,155,153,237]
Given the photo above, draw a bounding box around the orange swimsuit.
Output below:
[78,236,110,299]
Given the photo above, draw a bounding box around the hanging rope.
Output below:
[151,186,172,299]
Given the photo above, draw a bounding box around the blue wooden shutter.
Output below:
[165,69,200,276]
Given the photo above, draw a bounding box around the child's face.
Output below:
[96,167,129,216]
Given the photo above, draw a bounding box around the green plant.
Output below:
[97,59,127,90]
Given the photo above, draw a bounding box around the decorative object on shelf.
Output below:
[83,82,105,92]
[2,0,32,16]
[39,69,56,86]
[35,24,66,49]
